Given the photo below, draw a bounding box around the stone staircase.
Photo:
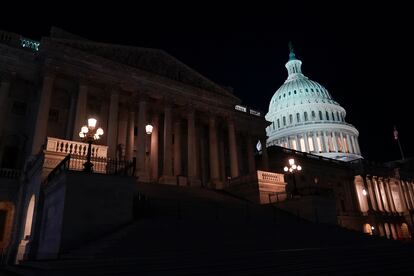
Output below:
[3,183,414,275]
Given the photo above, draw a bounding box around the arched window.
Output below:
[326,111,330,120]
[304,112,308,121]
[296,113,300,122]
[336,112,340,121]
[289,114,293,124]
[294,90,297,94]
[332,112,335,121]
[311,111,316,120]
[277,119,280,128]
[283,116,286,126]
[319,111,323,120]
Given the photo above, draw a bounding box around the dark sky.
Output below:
[1,2,412,162]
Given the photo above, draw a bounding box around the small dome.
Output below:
[265,45,362,162]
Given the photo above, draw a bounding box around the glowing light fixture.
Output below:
[362,189,368,196]
[145,124,153,135]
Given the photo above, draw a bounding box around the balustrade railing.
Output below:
[0,168,21,180]
[46,137,108,158]
[42,154,136,187]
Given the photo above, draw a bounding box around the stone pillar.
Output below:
[397,180,408,211]
[296,135,301,151]
[150,112,159,181]
[246,135,256,174]
[160,105,175,184]
[373,177,384,212]
[346,134,353,153]
[366,176,378,211]
[304,133,310,152]
[125,109,135,161]
[31,74,55,154]
[227,118,239,178]
[117,110,128,159]
[209,115,221,188]
[332,132,339,153]
[136,100,148,181]
[260,136,269,171]
[107,91,119,158]
[72,83,88,141]
[312,133,318,152]
[323,131,329,153]
[173,119,182,176]
[362,176,374,211]
[339,132,344,152]
[378,178,390,212]
[187,108,200,185]
[65,93,76,140]
[386,179,398,213]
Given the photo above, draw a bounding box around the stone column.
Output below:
[246,135,256,174]
[332,132,339,153]
[304,133,310,152]
[125,109,135,161]
[136,99,148,181]
[287,136,291,149]
[117,110,128,159]
[346,134,353,153]
[227,118,239,178]
[173,119,182,176]
[187,108,200,185]
[150,112,159,182]
[397,180,408,211]
[72,83,88,141]
[107,91,119,158]
[366,176,378,211]
[312,132,318,153]
[160,105,175,184]
[339,132,344,152]
[323,131,329,153]
[373,177,384,212]
[295,135,301,151]
[31,74,55,154]
[209,115,221,188]
[378,178,390,212]
[362,176,374,211]
[65,93,76,140]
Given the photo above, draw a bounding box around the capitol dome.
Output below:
[265,45,362,161]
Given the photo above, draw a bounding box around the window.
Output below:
[311,111,316,119]
[305,89,308,92]
[283,116,286,126]
[49,108,59,122]
[326,111,330,120]
[294,90,297,94]
[289,114,293,124]
[277,119,280,128]
[289,91,291,96]
[332,112,335,121]
[319,111,323,120]
[296,113,300,122]
[134,127,137,136]
[304,112,308,121]
[283,94,286,98]
[11,101,27,116]
[336,112,340,121]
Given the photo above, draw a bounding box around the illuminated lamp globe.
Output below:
[88,118,97,129]
[284,166,289,172]
[81,126,89,133]
[96,127,104,136]
[145,124,153,135]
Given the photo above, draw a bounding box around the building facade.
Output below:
[0,27,269,255]
[266,146,413,240]
[265,45,362,161]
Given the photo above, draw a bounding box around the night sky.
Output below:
[1,2,412,163]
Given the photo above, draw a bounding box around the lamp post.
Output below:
[79,118,104,172]
[284,158,302,197]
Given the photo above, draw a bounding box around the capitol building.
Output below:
[265,45,362,161]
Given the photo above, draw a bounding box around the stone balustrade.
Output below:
[0,168,21,180]
[46,137,108,158]
[257,170,284,184]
